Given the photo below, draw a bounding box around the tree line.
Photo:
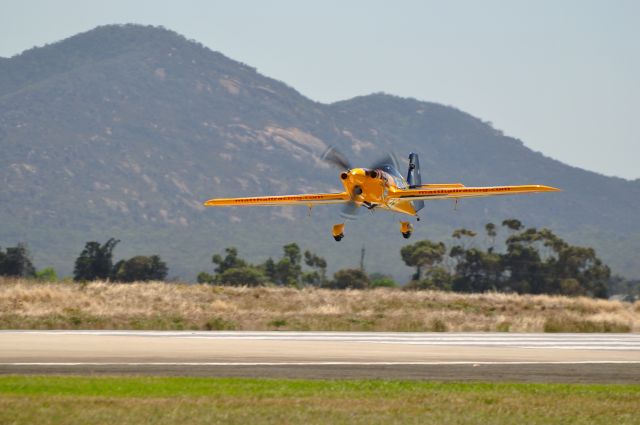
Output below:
[195,244,385,290]
[1,219,638,299]
[73,238,167,282]
[0,239,167,283]
[400,219,615,298]
[192,219,636,299]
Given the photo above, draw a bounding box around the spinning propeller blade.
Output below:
[321,145,359,219]
[321,145,352,171]
[340,201,361,220]
[341,184,363,220]
[369,152,399,172]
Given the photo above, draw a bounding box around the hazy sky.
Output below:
[1,0,638,180]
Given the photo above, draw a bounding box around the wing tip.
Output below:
[539,185,561,192]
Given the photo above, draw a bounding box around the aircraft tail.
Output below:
[407,153,425,212]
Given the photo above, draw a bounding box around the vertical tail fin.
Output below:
[407,152,424,212]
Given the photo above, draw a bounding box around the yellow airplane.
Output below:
[204,147,560,241]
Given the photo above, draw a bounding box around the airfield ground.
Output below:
[2,279,639,423]
[1,278,638,332]
[1,331,639,383]
[1,376,639,425]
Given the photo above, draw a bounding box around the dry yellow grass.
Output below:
[1,277,638,332]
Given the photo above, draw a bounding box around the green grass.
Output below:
[1,376,639,424]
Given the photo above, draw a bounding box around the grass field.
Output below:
[1,278,638,332]
[0,376,639,424]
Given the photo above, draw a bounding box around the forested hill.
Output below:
[1,24,638,280]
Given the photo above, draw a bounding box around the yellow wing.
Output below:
[414,183,465,188]
[388,184,560,202]
[203,192,350,207]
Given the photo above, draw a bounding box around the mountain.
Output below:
[1,24,639,280]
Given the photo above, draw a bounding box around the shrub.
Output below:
[35,267,58,282]
[204,317,235,330]
[324,269,369,290]
[543,317,630,333]
[197,272,214,284]
[369,273,398,288]
[112,255,168,282]
[269,319,287,328]
[496,321,511,332]
[430,318,448,332]
[217,266,267,286]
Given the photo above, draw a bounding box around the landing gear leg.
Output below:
[400,221,413,239]
[332,223,345,241]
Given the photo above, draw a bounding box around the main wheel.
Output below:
[333,233,344,242]
[402,232,412,239]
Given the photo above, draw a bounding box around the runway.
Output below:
[1,331,639,383]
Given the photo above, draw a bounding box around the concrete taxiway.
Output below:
[1,331,639,383]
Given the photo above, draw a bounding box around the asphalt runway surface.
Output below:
[1,331,639,383]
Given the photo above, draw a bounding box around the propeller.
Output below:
[322,146,360,219]
[340,182,365,220]
[321,145,397,220]
[321,145,352,171]
[340,200,361,220]
[369,152,399,173]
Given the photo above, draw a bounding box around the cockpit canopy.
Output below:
[379,165,408,188]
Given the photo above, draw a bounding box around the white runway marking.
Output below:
[2,330,639,382]
[3,331,638,381]
[4,361,640,366]
[3,330,639,351]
